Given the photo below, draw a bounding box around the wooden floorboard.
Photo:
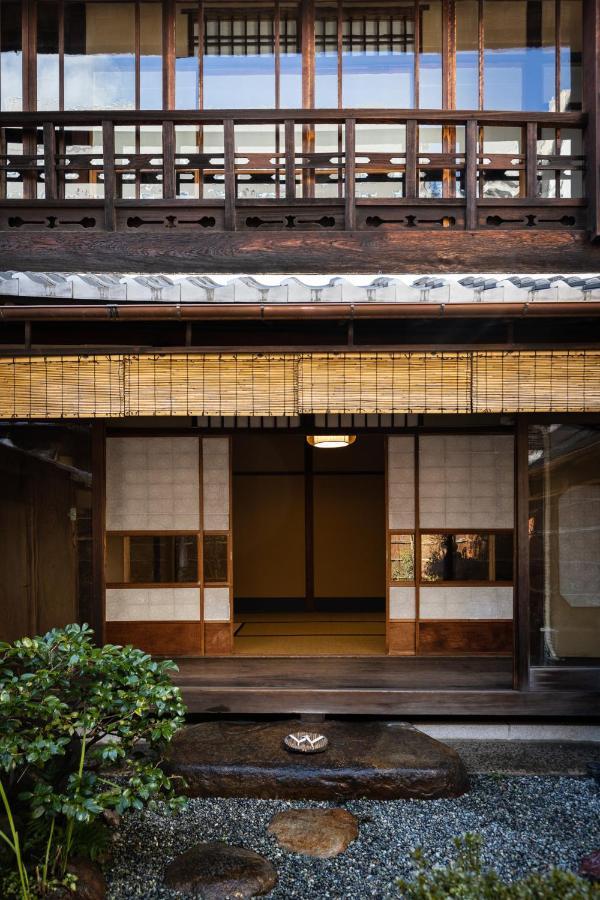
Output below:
[174,656,513,690]
[171,657,600,716]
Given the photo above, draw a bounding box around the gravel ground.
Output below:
[106,774,600,899]
[448,740,600,775]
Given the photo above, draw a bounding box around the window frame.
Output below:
[105,529,202,588]
[418,528,515,587]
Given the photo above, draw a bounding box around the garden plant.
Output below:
[0,623,186,898]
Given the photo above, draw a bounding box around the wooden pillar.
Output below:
[514,416,530,691]
[304,439,315,612]
[583,0,600,239]
[163,0,176,110]
[91,422,106,643]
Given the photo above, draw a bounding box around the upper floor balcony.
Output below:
[0,107,589,235]
[0,0,597,268]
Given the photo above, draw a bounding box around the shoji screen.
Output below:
[418,435,514,654]
[104,436,202,655]
[104,435,233,655]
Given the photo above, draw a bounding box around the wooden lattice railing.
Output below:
[0,109,587,234]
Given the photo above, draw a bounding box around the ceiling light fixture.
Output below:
[306,435,357,450]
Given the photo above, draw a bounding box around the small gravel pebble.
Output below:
[106,775,599,899]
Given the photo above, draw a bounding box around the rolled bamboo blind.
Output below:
[0,350,599,418]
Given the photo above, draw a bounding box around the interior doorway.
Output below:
[232,433,386,655]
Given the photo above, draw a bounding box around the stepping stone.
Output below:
[268,808,359,857]
[164,719,469,800]
[164,842,277,899]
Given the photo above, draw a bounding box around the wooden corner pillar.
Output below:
[584,0,600,239]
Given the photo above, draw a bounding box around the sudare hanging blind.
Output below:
[0,350,599,418]
[297,352,472,414]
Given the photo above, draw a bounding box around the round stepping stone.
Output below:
[268,808,359,857]
[164,719,469,800]
[164,842,277,899]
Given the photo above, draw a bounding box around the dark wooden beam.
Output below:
[1,109,585,127]
[1,229,598,274]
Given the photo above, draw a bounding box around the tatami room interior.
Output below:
[232,434,386,656]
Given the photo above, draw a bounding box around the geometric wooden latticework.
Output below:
[1,350,599,418]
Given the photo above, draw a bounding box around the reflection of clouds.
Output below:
[64,55,135,110]
[1,53,23,110]
[37,56,60,109]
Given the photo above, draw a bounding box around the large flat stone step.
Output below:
[164,719,469,800]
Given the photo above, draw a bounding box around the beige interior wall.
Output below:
[233,474,306,598]
[313,473,385,598]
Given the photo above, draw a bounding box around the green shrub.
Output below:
[397,833,599,899]
[0,623,187,898]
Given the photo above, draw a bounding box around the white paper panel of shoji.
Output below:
[419,434,514,529]
[105,588,201,621]
[202,438,230,531]
[203,587,231,621]
[389,586,416,620]
[388,435,415,529]
[106,437,200,531]
[419,586,513,620]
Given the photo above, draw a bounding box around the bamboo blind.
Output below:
[298,352,472,414]
[0,350,599,418]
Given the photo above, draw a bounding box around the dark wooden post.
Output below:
[162,0,176,110]
[514,416,531,691]
[465,118,478,230]
[91,421,106,642]
[102,120,116,231]
[224,118,236,231]
[162,119,176,199]
[284,119,296,201]
[43,122,57,201]
[344,118,356,230]
[405,118,417,199]
[583,0,600,239]
[304,438,315,613]
[525,121,538,200]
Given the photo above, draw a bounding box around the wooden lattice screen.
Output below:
[0,350,599,418]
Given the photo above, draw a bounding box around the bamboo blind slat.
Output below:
[297,352,473,414]
[472,350,600,413]
[0,350,599,419]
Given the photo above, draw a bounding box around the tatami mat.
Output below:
[233,611,386,656]
[234,634,386,656]
[237,621,385,636]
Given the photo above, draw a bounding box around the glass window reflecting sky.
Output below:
[16,0,584,112]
